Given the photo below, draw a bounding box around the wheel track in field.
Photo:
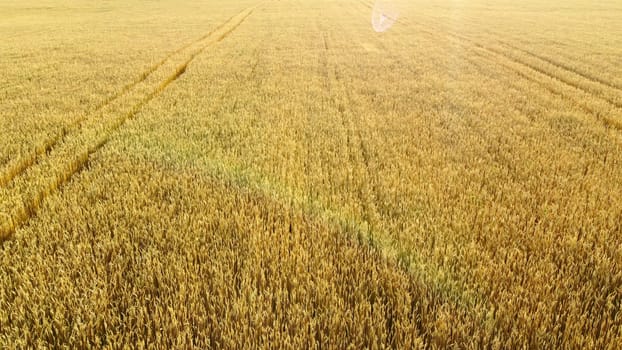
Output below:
[318,19,364,224]
[415,15,622,133]
[357,1,622,341]
[477,32,622,92]
[425,12,622,92]
[470,48,622,132]
[354,1,622,204]
[411,8,622,99]
[353,5,544,342]
[0,11,250,190]
[358,0,622,117]
[358,0,622,224]
[448,36,622,131]
[324,31,379,238]
[457,38,622,110]
[0,6,257,241]
[318,10,489,338]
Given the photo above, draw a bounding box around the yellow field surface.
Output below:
[1,0,621,348]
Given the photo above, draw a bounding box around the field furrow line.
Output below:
[318,21,360,218]
[363,3,622,132]
[0,11,248,190]
[436,14,622,92]
[465,40,622,109]
[482,35,622,92]
[352,0,621,203]
[410,11,622,94]
[463,46,622,132]
[321,11,488,318]
[357,1,622,116]
[0,7,257,241]
[474,49,622,131]
[426,24,622,112]
[463,43,622,131]
[446,35,620,111]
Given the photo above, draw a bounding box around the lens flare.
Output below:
[371,0,399,33]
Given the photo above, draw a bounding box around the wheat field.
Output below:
[1,0,621,348]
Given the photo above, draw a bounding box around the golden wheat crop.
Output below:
[1,0,621,348]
